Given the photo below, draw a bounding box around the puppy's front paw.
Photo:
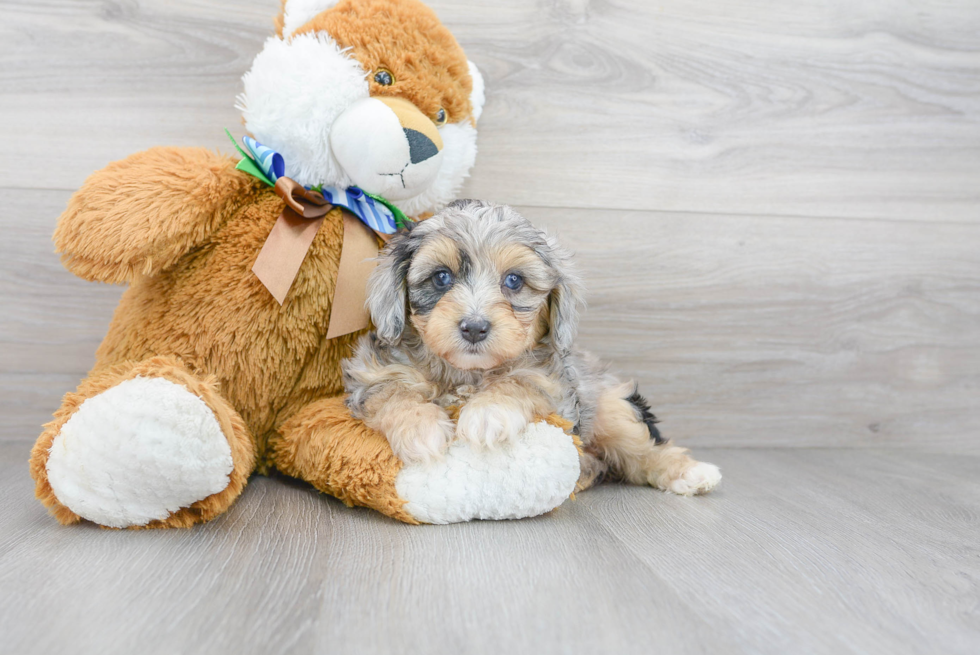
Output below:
[384,403,455,465]
[456,399,528,450]
[665,462,722,496]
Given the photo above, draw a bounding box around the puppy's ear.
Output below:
[367,232,418,345]
[545,241,585,354]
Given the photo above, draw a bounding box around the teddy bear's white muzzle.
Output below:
[330,97,445,201]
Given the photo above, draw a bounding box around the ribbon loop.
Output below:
[274,177,332,219]
[243,135,285,182]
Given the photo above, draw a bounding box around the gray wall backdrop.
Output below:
[2,0,978,450]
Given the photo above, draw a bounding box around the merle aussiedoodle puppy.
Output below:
[343,200,721,494]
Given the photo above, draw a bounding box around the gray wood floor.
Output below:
[1,0,979,653]
[1,441,978,655]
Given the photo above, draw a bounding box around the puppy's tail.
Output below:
[625,386,665,445]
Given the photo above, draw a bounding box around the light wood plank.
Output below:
[1,0,979,220]
[0,190,120,374]
[0,441,730,655]
[577,448,980,655]
[523,205,980,451]
[456,0,980,221]
[3,443,978,655]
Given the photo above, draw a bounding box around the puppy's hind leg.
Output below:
[592,382,721,495]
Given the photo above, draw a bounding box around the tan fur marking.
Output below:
[364,389,455,463]
[344,346,453,463]
[476,376,556,419]
[455,374,560,449]
[488,243,552,353]
[408,236,460,283]
[490,243,553,289]
[482,301,532,362]
[413,293,531,371]
[528,305,550,348]
[411,289,459,359]
[593,382,703,489]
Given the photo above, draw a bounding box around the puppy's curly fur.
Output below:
[343,201,720,494]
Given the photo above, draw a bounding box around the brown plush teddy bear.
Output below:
[29,0,582,528]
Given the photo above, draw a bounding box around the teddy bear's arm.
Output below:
[54,147,257,283]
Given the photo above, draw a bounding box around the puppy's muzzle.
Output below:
[459,316,490,344]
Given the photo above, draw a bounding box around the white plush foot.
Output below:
[667,462,722,496]
[46,376,234,528]
[455,399,528,450]
[396,421,580,524]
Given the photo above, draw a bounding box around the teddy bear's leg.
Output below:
[30,356,255,528]
[271,396,420,524]
[272,397,581,524]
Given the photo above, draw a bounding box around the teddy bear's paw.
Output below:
[45,376,234,528]
[455,399,528,450]
[395,420,582,524]
[384,402,455,465]
[662,462,722,496]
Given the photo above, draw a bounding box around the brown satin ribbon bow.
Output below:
[252,177,382,339]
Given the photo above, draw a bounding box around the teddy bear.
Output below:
[29,0,581,528]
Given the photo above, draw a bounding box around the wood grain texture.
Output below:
[2,0,977,447]
[0,188,121,442]
[3,2,979,654]
[5,187,978,449]
[2,442,978,655]
[524,206,980,451]
[2,0,980,220]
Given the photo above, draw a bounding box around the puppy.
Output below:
[343,200,721,495]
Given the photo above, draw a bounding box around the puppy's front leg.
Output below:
[456,377,556,450]
[361,386,455,464]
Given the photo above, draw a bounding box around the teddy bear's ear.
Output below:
[277,0,339,38]
[468,60,486,123]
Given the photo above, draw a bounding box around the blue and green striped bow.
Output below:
[225,129,408,233]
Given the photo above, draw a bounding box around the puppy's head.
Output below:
[367,201,583,370]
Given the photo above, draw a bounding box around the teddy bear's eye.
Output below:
[434,108,447,126]
[374,69,394,86]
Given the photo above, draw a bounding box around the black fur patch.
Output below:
[408,247,468,316]
[627,390,665,444]
[387,233,417,269]
[409,283,447,315]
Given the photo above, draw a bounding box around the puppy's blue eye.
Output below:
[503,273,524,291]
[432,270,454,290]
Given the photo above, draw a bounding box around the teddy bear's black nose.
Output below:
[405,128,439,164]
[459,317,490,344]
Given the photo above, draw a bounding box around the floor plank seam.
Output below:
[4,186,980,228]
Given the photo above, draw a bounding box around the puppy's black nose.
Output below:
[459,317,490,344]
